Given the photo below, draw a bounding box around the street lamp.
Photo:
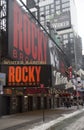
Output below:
[72,74,80,109]
[50,88,56,109]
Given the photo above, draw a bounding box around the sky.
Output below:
[74,0,84,55]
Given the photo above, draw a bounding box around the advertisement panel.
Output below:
[0,73,6,94]
[48,39,65,72]
[1,65,52,87]
[52,11,71,31]
[48,39,66,86]
[7,0,49,63]
[48,39,60,71]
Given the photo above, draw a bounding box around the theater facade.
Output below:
[0,0,71,116]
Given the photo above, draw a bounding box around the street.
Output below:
[49,112,84,130]
[0,107,80,130]
[0,107,84,130]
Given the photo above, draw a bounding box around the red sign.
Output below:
[8,66,41,83]
[7,0,48,62]
[26,88,48,94]
[68,66,72,79]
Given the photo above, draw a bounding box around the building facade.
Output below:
[33,0,82,70]
[0,0,72,116]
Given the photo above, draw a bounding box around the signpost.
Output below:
[40,84,45,122]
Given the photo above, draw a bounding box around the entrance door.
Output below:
[44,97,47,109]
[37,96,41,110]
[49,98,51,109]
[28,96,33,111]
[17,96,22,113]
[2,96,10,115]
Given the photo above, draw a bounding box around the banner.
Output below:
[7,0,48,63]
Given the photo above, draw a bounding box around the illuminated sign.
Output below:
[7,0,48,62]
[9,66,41,83]
[1,65,52,87]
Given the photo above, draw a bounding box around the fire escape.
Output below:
[0,0,7,62]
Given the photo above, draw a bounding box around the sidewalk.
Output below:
[0,106,83,130]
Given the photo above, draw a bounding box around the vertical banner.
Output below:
[68,66,72,79]
[48,39,60,71]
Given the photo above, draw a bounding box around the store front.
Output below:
[0,64,52,115]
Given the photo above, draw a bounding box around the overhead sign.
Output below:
[1,65,52,87]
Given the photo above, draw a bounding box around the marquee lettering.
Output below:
[8,66,41,83]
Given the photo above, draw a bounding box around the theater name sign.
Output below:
[1,65,52,87]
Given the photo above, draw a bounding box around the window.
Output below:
[70,33,74,38]
[70,39,73,43]
[40,7,44,12]
[39,0,45,2]
[45,5,49,10]
[46,15,50,19]
[56,0,60,5]
[62,8,70,12]
[51,4,54,8]
[62,2,70,8]
[63,39,68,44]
[46,10,49,15]
[62,0,69,3]
[56,5,60,10]
[63,34,68,39]
[56,10,61,15]
[51,8,54,14]
[40,11,44,16]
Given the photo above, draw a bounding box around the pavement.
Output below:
[0,106,83,130]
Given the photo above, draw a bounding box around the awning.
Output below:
[77,88,84,92]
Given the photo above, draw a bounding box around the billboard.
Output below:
[7,0,49,63]
[48,39,66,86]
[1,65,52,87]
[48,39,60,70]
[48,39,65,73]
[52,11,71,31]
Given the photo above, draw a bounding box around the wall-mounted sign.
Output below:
[52,11,71,31]
[1,65,52,87]
[7,0,48,62]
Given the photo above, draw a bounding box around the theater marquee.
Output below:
[1,65,52,87]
